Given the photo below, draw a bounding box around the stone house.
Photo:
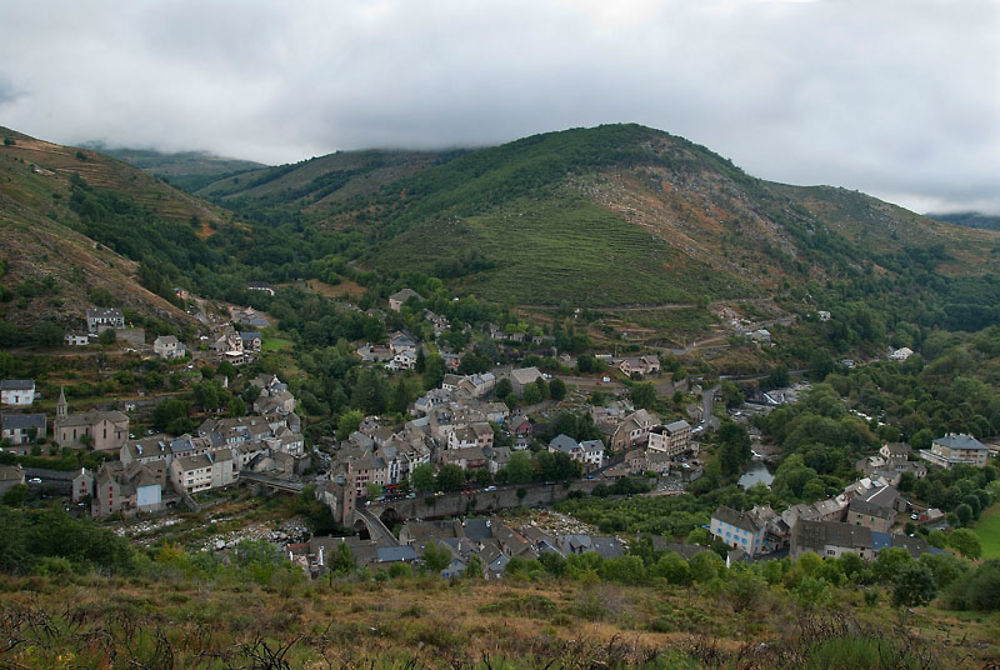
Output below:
[1,413,47,444]
[507,367,543,396]
[72,467,95,503]
[64,333,89,346]
[388,288,423,312]
[610,409,660,451]
[240,332,263,352]
[86,307,125,334]
[790,520,877,561]
[646,419,692,456]
[618,355,661,378]
[94,461,166,518]
[169,448,238,495]
[153,335,186,360]
[710,505,768,556]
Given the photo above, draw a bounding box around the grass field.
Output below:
[262,331,294,352]
[972,503,1000,558]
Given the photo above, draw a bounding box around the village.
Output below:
[0,287,995,582]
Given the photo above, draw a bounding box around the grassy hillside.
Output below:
[376,189,741,306]
[0,564,995,669]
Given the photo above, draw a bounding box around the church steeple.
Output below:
[56,386,68,418]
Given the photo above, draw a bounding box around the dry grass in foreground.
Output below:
[1,571,997,669]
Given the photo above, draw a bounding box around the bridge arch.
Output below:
[353,518,371,541]
[348,507,399,546]
[379,506,400,531]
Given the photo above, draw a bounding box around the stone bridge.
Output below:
[240,471,305,494]
[364,480,601,530]
[350,506,399,545]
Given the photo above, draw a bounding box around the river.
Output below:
[738,461,774,490]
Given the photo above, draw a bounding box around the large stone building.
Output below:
[646,419,692,457]
[920,433,990,468]
[610,409,659,451]
[94,461,166,517]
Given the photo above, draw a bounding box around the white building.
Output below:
[0,380,35,406]
[169,448,238,494]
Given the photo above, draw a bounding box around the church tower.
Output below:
[56,386,68,419]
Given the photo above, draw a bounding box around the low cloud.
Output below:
[0,0,996,213]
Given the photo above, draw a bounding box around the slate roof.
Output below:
[589,536,625,559]
[794,520,874,554]
[377,546,417,563]
[56,410,128,428]
[2,413,45,430]
[509,367,543,385]
[549,433,578,453]
[175,454,212,471]
[1,380,34,391]
[849,497,895,520]
[934,433,988,451]
[389,288,423,303]
[713,505,763,534]
[664,419,691,433]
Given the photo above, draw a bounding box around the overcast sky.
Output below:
[1,1,997,213]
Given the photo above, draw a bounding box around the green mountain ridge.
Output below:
[317,124,1000,307]
[6,123,1000,341]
